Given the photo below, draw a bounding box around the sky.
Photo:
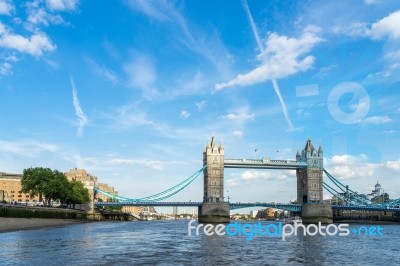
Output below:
[1,0,400,209]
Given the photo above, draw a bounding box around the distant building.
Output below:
[65,168,119,202]
[0,172,40,204]
[122,206,156,216]
[367,181,384,199]
[172,206,178,215]
[250,210,258,218]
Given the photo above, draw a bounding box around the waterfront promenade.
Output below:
[0,218,85,233]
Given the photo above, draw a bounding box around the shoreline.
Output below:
[0,217,88,233]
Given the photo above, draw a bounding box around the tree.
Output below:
[21,167,53,205]
[42,170,71,206]
[103,197,122,212]
[66,180,90,208]
[21,167,90,208]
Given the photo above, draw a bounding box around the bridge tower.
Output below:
[296,139,332,223]
[198,136,230,223]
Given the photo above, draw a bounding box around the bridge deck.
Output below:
[95,202,400,213]
[224,158,307,169]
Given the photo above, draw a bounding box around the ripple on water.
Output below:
[0,221,399,265]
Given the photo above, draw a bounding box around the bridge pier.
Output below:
[301,204,333,224]
[297,139,332,224]
[198,202,230,223]
[198,137,230,223]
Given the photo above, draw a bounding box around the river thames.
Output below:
[0,220,399,265]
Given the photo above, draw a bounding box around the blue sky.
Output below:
[1,0,400,206]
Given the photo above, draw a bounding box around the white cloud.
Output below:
[334,11,400,79]
[331,154,369,164]
[124,0,232,77]
[85,57,119,84]
[241,170,272,180]
[370,10,400,40]
[239,1,296,131]
[0,62,12,76]
[124,0,171,22]
[227,178,237,187]
[384,130,396,134]
[359,115,392,125]
[70,77,88,137]
[0,140,58,157]
[104,158,172,171]
[326,154,380,179]
[364,0,380,5]
[215,27,322,90]
[0,22,56,56]
[240,170,289,181]
[180,110,191,119]
[386,159,400,171]
[27,7,64,26]
[45,0,79,11]
[219,113,254,121]
[0,0,13,15]
[124,55,158,99]
[195,100,207,111]
[106,105,154,130]
[233,131,243,138]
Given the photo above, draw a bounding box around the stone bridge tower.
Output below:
[296,139,332,223]
[198,136,230,223]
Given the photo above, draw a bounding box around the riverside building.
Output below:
[0,172,40,204]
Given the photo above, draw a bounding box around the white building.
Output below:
[250,210,258,218]
[367,181,384,199]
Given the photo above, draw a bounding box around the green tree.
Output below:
[66,180,90,208]
[22,167,90,208]
[42,170,70,206]
[21,167,53,205]
[103,197,122,211]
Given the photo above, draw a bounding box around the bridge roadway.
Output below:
[223,158,307,169]
[95,201,400,213]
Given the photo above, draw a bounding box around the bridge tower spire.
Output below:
[198,136,230,223]
[296,139,332,223]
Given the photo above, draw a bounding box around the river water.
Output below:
[0,220,399,265]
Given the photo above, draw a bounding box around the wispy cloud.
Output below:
[0,0,14,15]
[124,0,231,77]
[386,159,400,171]
[105,104,154,131]
[233,131,243,138]
[45,0,79,11]
[180,110,191,119]
[359,115,392,125]
[364,0,381,5]
[241,0,263,52]
[104,158,183,171]
[85,57,119,84]
[70,77,88,137]
[195,100,207,111]
[0,62,12,76]
[219,113,254,121]
[0,139,58,157]
[124,54,159,99]
[216,1,319,131]
[333,10,400,80]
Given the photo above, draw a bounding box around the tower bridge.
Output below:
[93,137,400,223]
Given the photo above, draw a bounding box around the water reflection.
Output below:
[0,221,399,265]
